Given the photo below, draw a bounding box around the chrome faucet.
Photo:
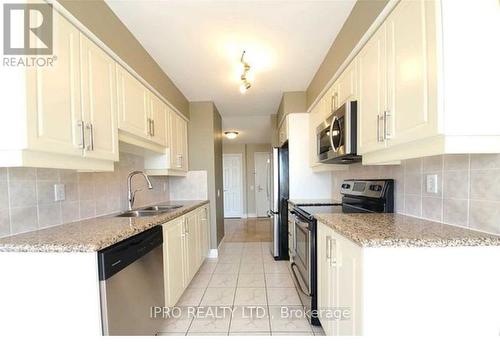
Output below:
[127,171,153,210]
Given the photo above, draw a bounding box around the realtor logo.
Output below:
[3,3,53,55]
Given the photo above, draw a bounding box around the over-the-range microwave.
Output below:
[316,99,361,164]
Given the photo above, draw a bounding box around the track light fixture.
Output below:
[239,50,252,93]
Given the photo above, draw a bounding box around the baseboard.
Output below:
[208,249,218,259]
[247,213,257,218]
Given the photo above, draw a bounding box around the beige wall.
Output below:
[222,143,272,217]
[0,153,169,237]
[331,154,500,236]
[188,102,225,247]
[276,91,307,126]
[306,0,389,108]
[58,0,190,117]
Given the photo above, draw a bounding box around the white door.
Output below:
[223,154,243,218]
[254,152,271,217]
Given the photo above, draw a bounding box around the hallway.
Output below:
[223,218,272,242]
[158,219,324,336]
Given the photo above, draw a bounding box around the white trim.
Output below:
[207,249,218,259]
[307,0,400,113]
[222,153,245,218]
[247,213,257,218]
[48,0,189,122]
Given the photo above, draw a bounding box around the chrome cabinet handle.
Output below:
[147,118,152,136]
[330,238,337,266]
[377,115,384,142]
[151,120,155,136]
[85,122,94,151]
[384,110,392,140]
[77,120,85,149]
[326,237,331,260]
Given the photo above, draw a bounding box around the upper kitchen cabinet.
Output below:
[357,24,387,155]
[144,108,189,176]
[80,35,119,162]
[357,0,500,164]
[116,65,168,151]
[0,11,115,171]
[116,65,149,141]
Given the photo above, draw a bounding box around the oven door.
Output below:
[291,214,311,295]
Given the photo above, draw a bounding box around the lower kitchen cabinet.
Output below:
[317,222,362,336]
[162,204,210,307]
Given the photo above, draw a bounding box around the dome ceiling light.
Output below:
[224,131,239,140]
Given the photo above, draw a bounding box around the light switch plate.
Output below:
[54,184,65,201]
[426,174,438,194]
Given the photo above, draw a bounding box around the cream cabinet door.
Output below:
[80,35,118,161]
[175,115,189,171]
[334,231,362,336]
[385,0,438,146]
[317,223,337,336]
[198,205,210,262]
[162,218,185,307]
[116,65,149,139]
[184,212,199,285]
[26,11,83,156]
[148,93,167,146]
[358,24,387,154]
[336,59,358,108]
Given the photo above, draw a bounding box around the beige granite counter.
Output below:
[315,213,500,248]
[0,200,208,253]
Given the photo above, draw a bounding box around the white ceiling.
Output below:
[106,0,355,143]
[222,115,273,144]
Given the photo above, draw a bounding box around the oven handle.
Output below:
[290,262,311,297]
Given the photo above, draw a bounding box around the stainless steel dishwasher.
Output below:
[98,226,164,336]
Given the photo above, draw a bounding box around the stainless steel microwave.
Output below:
[316,100,361,164]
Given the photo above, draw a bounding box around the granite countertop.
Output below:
[288,198,341,206]
[0,200,209,253]
[314,213,500,248]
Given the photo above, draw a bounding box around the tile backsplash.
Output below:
[331,154,500,235]
[0,152,170,237]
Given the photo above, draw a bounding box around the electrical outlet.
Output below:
[54,184,65,201]
[426,174,438,194]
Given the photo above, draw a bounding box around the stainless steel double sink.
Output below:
[115,205,183,218]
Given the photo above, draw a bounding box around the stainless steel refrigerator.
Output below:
[268,144,289,260]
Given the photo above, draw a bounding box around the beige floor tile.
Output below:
[230,307,270,333]
[200,288,235,306]
[264,262,290,274]
[157,332,186,336]
[234,288,267,305]
[214,263,240,274]
[272,332,313,336]
[269,306,312,333]
[208,274,238,288]
[176,288,205,306]
[239,263,264,274]
[189,313,231,333]
[265,273,294,288]
[198,261,217,274]
[237,273,265,288]
[187,332,228,336]
[188,273,212,288]
[217,254,242,264]
[229,332,271,336]
[267,288,301,305]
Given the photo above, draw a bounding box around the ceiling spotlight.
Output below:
[224,131,239,140]
[239,50,252,93]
